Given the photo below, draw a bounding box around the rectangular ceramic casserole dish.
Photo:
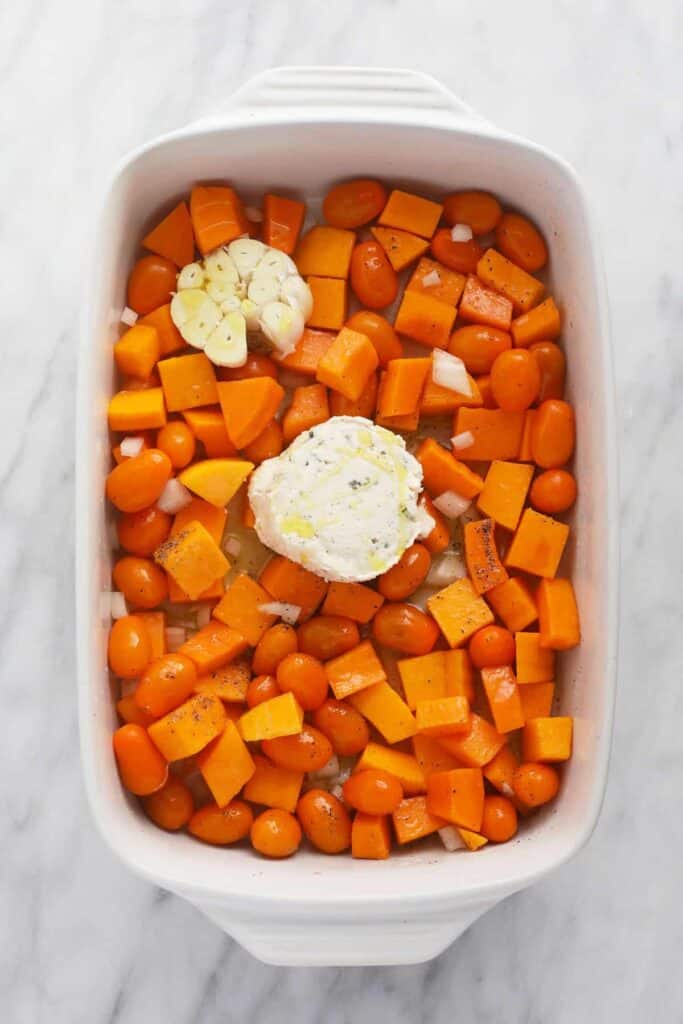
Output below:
[76,66,618,966]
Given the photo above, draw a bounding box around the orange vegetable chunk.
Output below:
[142,201,194,267]
[330,370,378,418]
[273,328,335,376]
[398,649,474,707]
[113,724,168,795]
[262,193,306,254]
[348,681,417,744]
[213,573,277,646]
[190,185,248,254]
[178,458,253,508]
[148,692,227,761]
[407,257,466,306]
[260,556,328,622]
[316,326,379,401]
[166,497,227,602]
[370,226,429,272]
[419,494,450,554]
[464,519,509,595]
[114,324,160,381]
[459,274,513,330]
[307,277,347,330]
[506,508,569,578]
[477,461,534,531]
[394,290,457,350]
[443,191,502,234]
[427,577,495,648]
[158,353,218,412]
[321,581,384,624]
[458,828,488,851]
[511,297,561,347]
[295,225,355,278]
[537,577,581,650]
[486,577,538,632]
[324,640,386,700]
[483,745,520,797]
[217,377,285,449]
[481,666,525,733]
[238,692,304,742]
[379,189,443,238]
[356,743,425,794]
[193,661,250,703]
[178,620,249,674]
[453,408,525,462]
[243,753,304,812]
[351,813,392,860]
[522,716,573,762]
[477,248,545,313]
[154,520,229,601]
[438,712,506,767]
[515,632,555,683]
[392,796,445,844]
[197,719,255,806]
[108,389,167,431]
[182,408,236,457]
[416,438,484,499]
[377,358,430,417]
[140,304,185,356]
[416,696,469,737]
[426,768,484,831]
[282,383,330,442]
[519,681,555,721]
[412,734,463,777]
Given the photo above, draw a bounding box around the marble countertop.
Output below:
[4,1,682,1020]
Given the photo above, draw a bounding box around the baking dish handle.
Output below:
[201,66,490,129]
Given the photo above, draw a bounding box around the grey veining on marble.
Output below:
[3,0,683,1021]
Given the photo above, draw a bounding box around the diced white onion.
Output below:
[439,825,466,852]
[224,536,242,558]
[433,491,472,519]
[426,551,467,587]
[111,592,129,619]
[120,306,138,326]
[245,206,263,222]
[196,605,212,629]
[165,626,186,652]
[308,755,341,782]
[450,223,473,243]
[432,349,472,397]
[119,436,144,458]
[500,782,514,798]
[258,601,301,625]
[157,478,193,514]
[450,430,475,451]
[421,269,441,287]
[330,784,345,801]
[119,678,138,697]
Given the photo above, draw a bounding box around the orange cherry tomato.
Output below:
[495,212,547,272]
[112,556,168,609]
[252,624,298,676]
[276,652,329,711]
[117,505,171,556]
[530,469,577,514]
[246,674,281,708]
[476,374,497,408]
[113,724,168,795]
[512,762,560,807]
[431,229,484,274]
[262,726,333,773]
[490,349,541,412]
[219,352,278,381]
[378,543,431,601]
[312,699,370,756]
[143,775,194,830]
[126,255,177,315]
[106,448,172,513]
[469,625,515,669]
[480,794,518,842]
[448,325,512,375]
[346,310,403,366]
[529,341,566,401]
[343,769,403,815]
[243,419,284,464]
[350,241,398,310]
[323,178,387,229]
[188,799,254,845]
[135,653,197,717]
[250,808,302,858]
[372,603,439,655]
[531,399,575,468]
[297,789,352,854]
[443,191,503,234]
[297,615,360,661]
[108,614,152,679]
[156,421,196,469]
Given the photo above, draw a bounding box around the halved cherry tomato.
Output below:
[297,615,360,661]
[378,544,431,601]
[312,699,370,756]
[469,625,515,669]
[276,652,329,711]
[448,325,512,375]
[108,615,152,679]
[135,653,197,717]
[297,789,352,854]
[245,674,280,708]
[529,341,566,401]
[346,310,403,365]
[490,349,540,412]
[251,808,302,858]
[495,212,547,272]
[262,725,333,773]
[512,762,560,807]
[343,769,403,815]
[188,800,253,845]
[106,448,172,513]
[112,556,168,609]
[480,794,518,842]
[156,421,196,469]
[117,505,171,556]
[350,241,398,310]
[143,776,194,830]
[113,724,168,795]
[252,624,298,676]
[127,255,177,315]
[372,603,439,655]
[431,229,483,274]
[323,179,387,229]
[531,400,575,468]
[219,352,278,380]
[443,191,502,234]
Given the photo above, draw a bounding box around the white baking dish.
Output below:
[76,66,618,966]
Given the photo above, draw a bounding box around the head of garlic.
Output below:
[169,239,313,368]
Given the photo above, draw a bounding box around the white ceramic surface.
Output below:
[77,66,616,967]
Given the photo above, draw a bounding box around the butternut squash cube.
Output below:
[515,631,555,684]
[370,225,429,272]
[506,508,569,578]
[147,692,227,761]
[355,742,425,794]
[238,692,304,742]
[197,719,255,806]
[213,573,277,646]
[348,681,417,744]
[486,577,537,632]
[316,326,379,402]
[154,520,229,601]
[392,796,446,845]
[307,277,347,330]
[518,682,555,721]
[295,225,355,278]
[379,189,443,239]
[477,460,534,531]
[416,696,470,737]
[178,621,248,674]
[427,577,494,648]
[108,388,167,431]
[522,716,573,762]
[426,768,485,831]
[158,352,218,411]
[178,458,253,508]
[324,640,386,700]
[243,754,303,813]
[114,324,160,380]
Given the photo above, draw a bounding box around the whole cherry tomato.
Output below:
[448,325,512,375]
[250,809,302,858]
[297,616,360,661]
[112,556,168,608]
[443,191,502,234]
[189,800,254,846]
[350,241,398,309]
[276,652,329,711]
[529,341,566,401]
[297,789,352,854]
[378,544,431,601]
[106,448,172,513]
[143,776,194,831]
[252,624,298,676]
[431,229,483,274]
[346,311,403,365]
[245,674,281,708]
[117,505,171,556]
[312,699,370,756]
[512,762,560,807]
[135,653,197,717]
[343,769,403,815]
[495,212,547,272]
[529,469,577,514]
[469,625,515,669]
[108,615,152,679]
[372,603,439,655]
[156,422,196,469]
[112,724,168,795]
[490,349,541,412]
[323,179,387,229]
[531,400,575,468]
[262,726,333,773]
[480,794,518,842]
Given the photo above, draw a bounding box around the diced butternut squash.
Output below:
[426,768,484,831]
[511,296,561,347]
[179,621,249,674]
[483,745,520,797]
[464,519,508,595]
[457,828,488,851]
[398,650,474,708]
[330,370,378,418]
[262,193,306,255]
[459,274,513,330]
[190,185,248,254]
[307,277,347,330]
[321,581,385,624]
[142,200,194,267]
[356,743,425,794]
[443,650,476,701]
[193,661,250,703]
[182,408,236,457]
[420,369,482,416]
[217,377,285,449]
[407,257,466,306]
[282,383,330,442]
[197,719,255,806]
[324,640,386,700]
[477,461,534,531]
[522,716,573,762]
[515,632,555,684]
[273,328,335,376]
[379,189,443,238]
[238,692,304,742]
[537,577,581,650]
[416,438,484,499]
[376,358,431,417]
[375,371,420,432]
[349,681,417,744]
[154,519,229,601]
[412,734,463,777]
[519,409,536,462]
[419,494,450,554]
[481,666,525,733]
[243,753,304,812]
[427,578,494,648]
[158,353,218,412]
[178,458,253,508]
[316,326,379,402]
[140,304,185,356]
[148,692,227,761]
[351,812,392,859]
[519,681,555,721]
[295,225,355,278]
[108,388,167,431]
[486,577,538,632]
[438,712,506,767]
[114,324,160,380]
[453,408,525,462]
[506,508,569,578]
[392,796,445,844]
[477,248,545,313]
[213,573,277,646]
[370,225,429,271]
[260,556,328,621]
[394,290,457,350]
[416,696,469,737]
[167,497,227,602]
